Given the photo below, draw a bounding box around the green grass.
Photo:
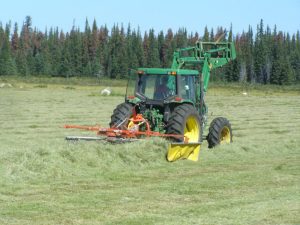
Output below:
[0,81,299,224]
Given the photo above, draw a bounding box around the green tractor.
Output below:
[110,41,236,161]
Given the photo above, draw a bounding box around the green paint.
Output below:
[171,41,236,92]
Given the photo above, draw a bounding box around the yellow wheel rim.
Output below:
[127,119,135,129]
[220,126,231,144]
[184,116,200,142]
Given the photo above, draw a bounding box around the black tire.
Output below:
[167,104,202,142]
[109,103,133,129]
[207,117,232,148]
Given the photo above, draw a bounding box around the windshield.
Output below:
[134,74,176,100]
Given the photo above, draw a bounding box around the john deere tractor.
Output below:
[110,41,236,161]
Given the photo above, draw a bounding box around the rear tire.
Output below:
[109,103,133,129]
[207,117,232,148]
[167,104,202,143]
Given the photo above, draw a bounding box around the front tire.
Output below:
[167,104,202,143]
[207,117,232,148]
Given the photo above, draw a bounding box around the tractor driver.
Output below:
[154,76,170,100]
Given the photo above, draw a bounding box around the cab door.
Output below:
[178,75,196,103]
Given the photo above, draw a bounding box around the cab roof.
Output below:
[137,68,199,75]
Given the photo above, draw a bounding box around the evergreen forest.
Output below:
[0,16,299,85]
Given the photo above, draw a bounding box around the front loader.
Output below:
[65,40,236,162]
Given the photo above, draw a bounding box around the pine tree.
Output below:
[165,29,175,67]
[215,26,225,41]
[125,24,133,70]
[209,28,214,41]
[90,19,102,77]
[146,29,160,67]
[188,32,199,45]
[270,31,294,85]
[224,24,239,82]
[132,27,144,67]
[69,26,82,76]
[59,35,72,77]
[143,31,149,67]
[47,27,62,75]
[290,38,300,82]
[32,31,46,75]
[91,19,98,59]
[11,23,19,56]
[157,31,167,67]
[118,24,128,78]
[203,26,209,41]
[254,19,267,83]
[107,24,128,78]
[98,25,109,77]
[227,24,233,42]
[246,26,255,82]
[0,22,17,75]
[82,18,92,76]
[176,28,188,48]
[18,16,34,75]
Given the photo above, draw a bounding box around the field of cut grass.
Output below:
[0,78,299,224]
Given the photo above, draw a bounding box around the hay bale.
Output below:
[0,83,13,88]
[101,87,112,96]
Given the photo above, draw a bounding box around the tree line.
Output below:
[0,16,299,85]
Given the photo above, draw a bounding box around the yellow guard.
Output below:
[167,142,201,162]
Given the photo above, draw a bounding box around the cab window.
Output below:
[179,75,196,102]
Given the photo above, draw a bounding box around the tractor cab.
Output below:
[126,68,199,105]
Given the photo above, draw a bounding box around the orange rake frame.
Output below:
[64,114,201,162]
[64,114,189,143]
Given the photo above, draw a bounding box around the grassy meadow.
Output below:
[0,78,299,224]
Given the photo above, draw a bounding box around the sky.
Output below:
[0,0,299,36]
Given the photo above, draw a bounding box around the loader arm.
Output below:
[171,41,236,92]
